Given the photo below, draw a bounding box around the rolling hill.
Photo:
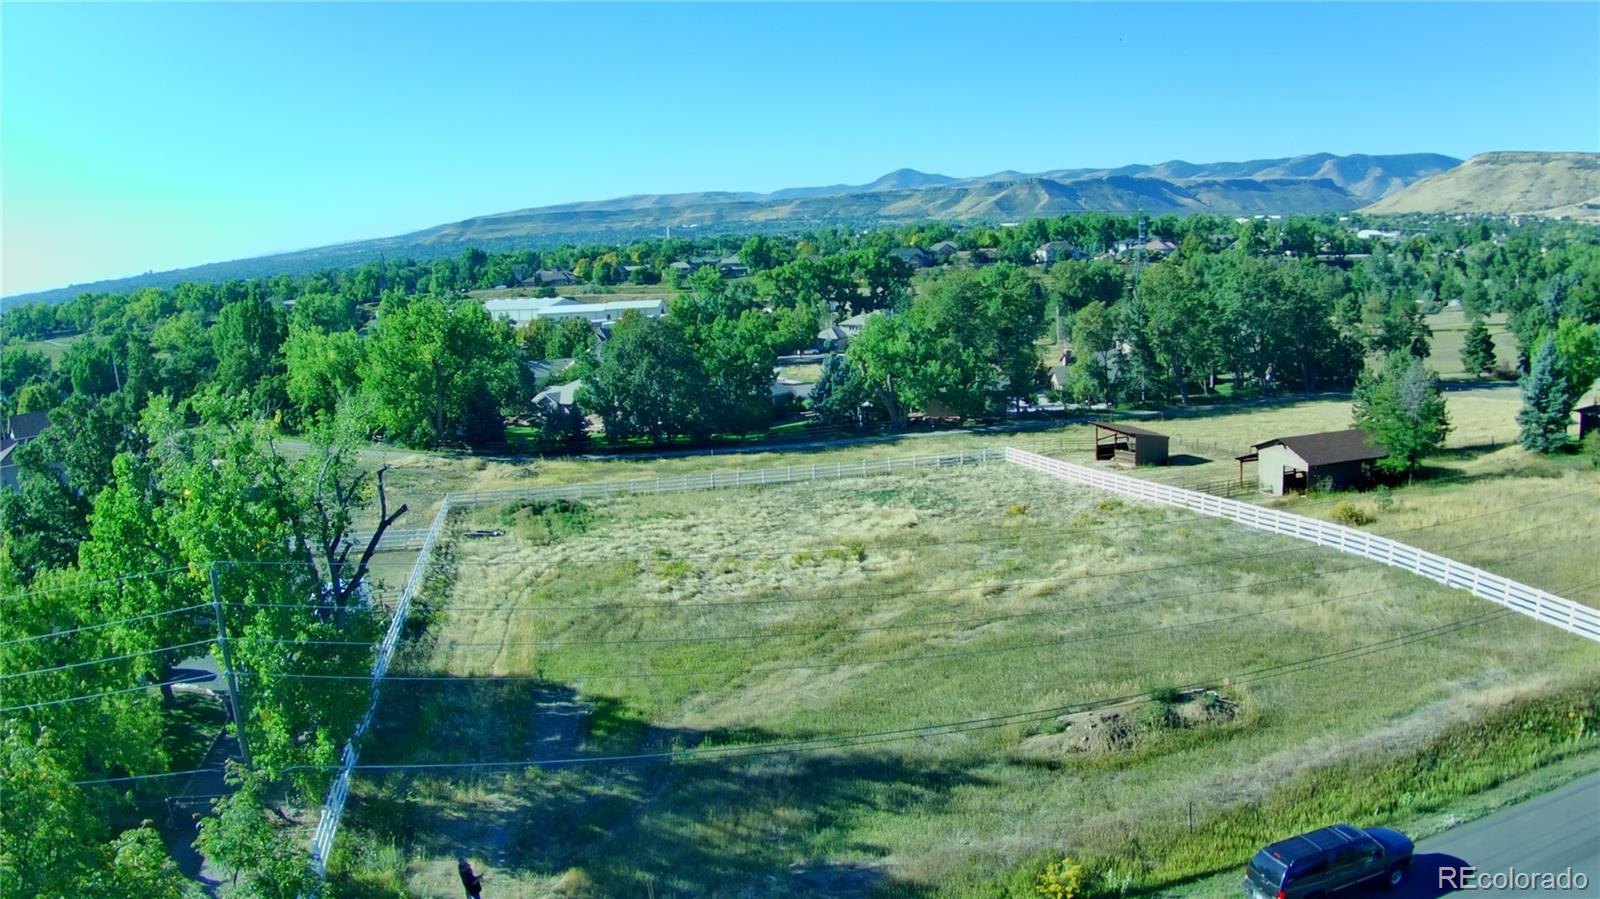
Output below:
[1364,151,1600,221]
[8,152,1461,305]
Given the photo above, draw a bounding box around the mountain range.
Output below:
[16,150,1589,306]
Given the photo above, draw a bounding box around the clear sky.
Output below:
[3,2,1596,297]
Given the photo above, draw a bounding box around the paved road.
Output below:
[1395,771,1599,897]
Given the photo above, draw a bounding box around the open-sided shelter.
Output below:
[1091,421,1169,466]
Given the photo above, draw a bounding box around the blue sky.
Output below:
[3,2,1596,296]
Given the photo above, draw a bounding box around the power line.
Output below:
[274,562,1381,652]
[0,566,189,603]
[285,610,1508,775]
[0,603,213,648]
[0,674,215,714]
[0,639,214,681]
[262,587,1399,684]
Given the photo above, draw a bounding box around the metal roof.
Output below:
[1091,420,1167,439]
[1251,429,1386,466]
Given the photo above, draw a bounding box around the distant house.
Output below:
[718,255,750,278]
[1048,365,1070,392]
[1033,241,1083,266]
[527,358,576,387]
[1,410,50,491]
[1356,229,1403,242]
[817,323,849,352]
[5,410,51,443]
[929,240,959,260]
[837,310,881,338]
[533,380,583,414]
[484,297,665,325]
[888,246,934,269]
[1237,429,1387,496]
[518,269,577,288]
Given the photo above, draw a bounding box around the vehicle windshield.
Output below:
[1248,850,1288,885]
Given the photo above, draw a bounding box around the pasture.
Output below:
[327,440,1599,897]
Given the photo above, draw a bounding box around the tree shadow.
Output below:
[348,679,992,896]
[1164,453,1211,467]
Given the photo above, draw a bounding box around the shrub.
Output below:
[1006,504,1029,516]
[1035,857,1087,899]
[1584,432,1600,470]
[1147,685,1184,705]
[499,498,591,545]
[1330,501,1375,526]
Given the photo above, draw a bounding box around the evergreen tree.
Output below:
[1459,317,1498,377]
[1517,334,1575,453]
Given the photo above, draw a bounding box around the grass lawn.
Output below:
[1421,307,1517,381]
[329,441,1599,897]
[21,332,82,364]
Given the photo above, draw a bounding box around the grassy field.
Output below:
[1422,307,1517,380]
[327,432,1599,898]
[21,332,82,363]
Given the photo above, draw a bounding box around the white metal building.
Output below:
[483,296,665,325]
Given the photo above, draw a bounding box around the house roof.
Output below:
[1091,421,1167,439]
[6,410,50,441]
[818,323,847,340]
[1576,401,1600,414]
[1251,429,1387,466]
[527,358,576,383]
[485,296,575,314]
[535,380,583,407]
[930,240,958,253]
[1037,240,1076,252]
[839,310,880,328]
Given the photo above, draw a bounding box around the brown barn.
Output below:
[1091,421,1169,466]
[1236,429,1387,495]
[1577,400,1600,441]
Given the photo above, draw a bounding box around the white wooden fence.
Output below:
[1005,448,1600,643]
[306,447,1004,878]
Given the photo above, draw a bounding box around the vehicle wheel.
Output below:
[1386,864,1406,888]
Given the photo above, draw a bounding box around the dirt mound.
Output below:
[1015,690,1239,760]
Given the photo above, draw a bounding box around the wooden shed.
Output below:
[1091,421,1169,466]
[1577,401,1600,441]
[1235,429,1387,496]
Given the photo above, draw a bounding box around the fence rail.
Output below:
[307,500,449,876]
[1005,448,1600,643]
[306,446,1006,878]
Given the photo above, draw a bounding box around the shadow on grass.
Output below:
[349,678,992,896]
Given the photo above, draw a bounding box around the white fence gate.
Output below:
[1005,448,1600,643]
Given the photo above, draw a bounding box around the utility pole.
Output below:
[210,565,253,768]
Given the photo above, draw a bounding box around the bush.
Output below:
[1147,685,1184,705]
[1584,432,1600,470]
[498,498,591,544]
[1035,857,1088,899]
[1330,501,1375,526]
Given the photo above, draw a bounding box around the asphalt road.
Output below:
[1394,771,1599,898]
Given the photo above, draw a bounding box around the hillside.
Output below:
[1364,151,1600,220]
[7,152,1457,305]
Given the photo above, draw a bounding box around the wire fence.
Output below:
[306,445,1005,877]
[1005,448,1600,643]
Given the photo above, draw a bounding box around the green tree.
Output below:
[580,314,708,444]
[808,352,877,429]
[1517,334,1575,453]
[284,322,364,425]
[1352,353,1450,478]
[197,765,317,899]
[1066,301,1116,404]
[361,297,524,448]
[212,296,288,412]
[1460,317,1498,377]
[1553,318,1600,398]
